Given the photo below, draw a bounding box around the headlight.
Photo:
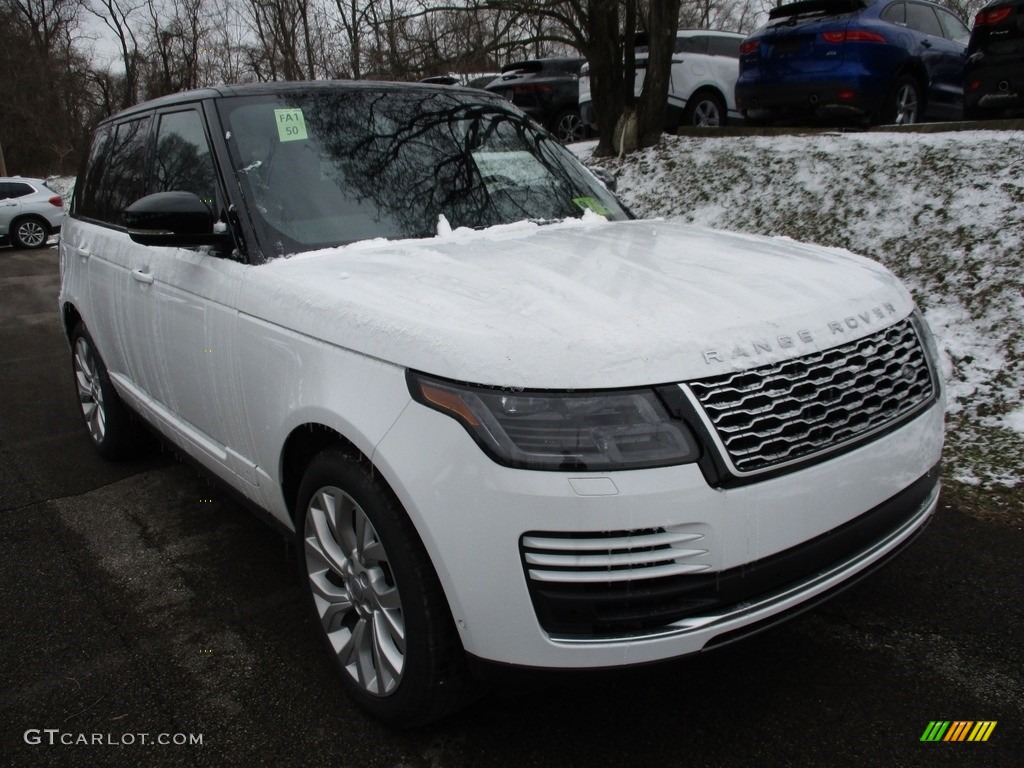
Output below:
[408,372,701,471]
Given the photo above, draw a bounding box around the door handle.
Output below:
[76,246,90,260]
[131,268,155,285]
[921,39,932,48]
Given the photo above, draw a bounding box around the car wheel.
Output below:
[885,75,922,125]
[70,323,145,459]
[684,91,727,128]
[11,216,49,249]
[296,448,471,726]
[552,109,587,143]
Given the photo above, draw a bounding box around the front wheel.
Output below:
[884,75,923,125]
[12,217,49,249]
[296,448,471,726]
[683,91,727,128]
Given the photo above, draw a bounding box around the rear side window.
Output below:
[1,181,36,198]
[154,109,218,211]
[708,36,742,58]
[76,117,152,226]
[881,2,906,23]
[905,3,943,36]
[676,36,710,54]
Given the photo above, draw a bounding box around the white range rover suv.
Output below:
[60,81,944,726]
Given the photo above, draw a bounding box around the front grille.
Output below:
[688,318,934,474]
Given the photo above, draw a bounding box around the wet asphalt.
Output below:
[1,246,1021,767]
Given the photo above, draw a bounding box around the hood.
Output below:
[242,218,914,389]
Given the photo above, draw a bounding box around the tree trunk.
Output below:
[636,0,681,149]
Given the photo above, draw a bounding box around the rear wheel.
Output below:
[12,216,49,249]
[551,109,587,143]
[296,448,471,726]
[884,75,923,125]
[70,323,145,458]
[683,91,727,128]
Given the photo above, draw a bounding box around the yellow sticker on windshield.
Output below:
[275,108,308,142]
[573,197,611,217]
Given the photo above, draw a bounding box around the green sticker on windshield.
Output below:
[275,108,308,142]
[573,197,611,217]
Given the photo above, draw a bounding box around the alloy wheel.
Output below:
[16,220,47,248]
[304,485,406,696]
[73,336,107,445]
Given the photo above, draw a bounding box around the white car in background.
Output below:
[580,29,746,128]
[0,177,66,249]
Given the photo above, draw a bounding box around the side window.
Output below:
[153,109,217,211]
[676,36,709,55]
[881,2,905,24]
[905,3,943,37]
[79,117,152,226]
[0,182,10,200]
[75,125,113,220]
[936,8,969,43]
[708,36,742,58]
[6,182,35,198]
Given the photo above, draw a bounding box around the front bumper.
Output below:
[373,393,944,669]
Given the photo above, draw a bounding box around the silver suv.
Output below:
[580,29,746,128]
[1,177,66,249]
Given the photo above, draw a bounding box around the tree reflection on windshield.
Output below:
[219,87,625,256]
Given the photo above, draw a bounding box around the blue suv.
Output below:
[736,0,970,124]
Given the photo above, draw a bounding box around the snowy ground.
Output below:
[576,131,1024,494]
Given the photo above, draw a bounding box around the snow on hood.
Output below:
[244,218,914,389]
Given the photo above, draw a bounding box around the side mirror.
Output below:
[593,168,618,193]
[125,191,227,247]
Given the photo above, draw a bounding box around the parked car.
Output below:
[0,177,65,249]
[61,81,944,727]
[485,57,588,142]
[964,0,1024,119]
[736,0,970,125]
[579,29,746,129]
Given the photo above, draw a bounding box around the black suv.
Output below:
[965,1,1024,118]
[484,57,587,142]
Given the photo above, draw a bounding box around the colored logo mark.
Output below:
[920,721,997,742]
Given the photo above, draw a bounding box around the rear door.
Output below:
[904,1,965,115]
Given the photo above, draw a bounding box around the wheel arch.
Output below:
[62,302,84,344]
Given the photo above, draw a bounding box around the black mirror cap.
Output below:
[125,191,224,247]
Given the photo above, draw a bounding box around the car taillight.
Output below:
[975,7,1012,25]
[822,29,886,43]
[968,79,982,91]
[48,195,64,207]
[740,39,759,55]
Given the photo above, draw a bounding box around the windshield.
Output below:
[217,87,626,256]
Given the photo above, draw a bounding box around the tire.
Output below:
[11,216,50,249]
[683,90,727,128]
[296,448,471,726]
[70,323,145,459]
[883,75,923,125]
[551,109,587,143]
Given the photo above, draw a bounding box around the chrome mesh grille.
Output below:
[688,318,934,474]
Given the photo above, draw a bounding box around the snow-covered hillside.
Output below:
[577,131,1024,490]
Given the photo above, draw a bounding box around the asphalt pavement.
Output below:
[1,245,1021,767]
